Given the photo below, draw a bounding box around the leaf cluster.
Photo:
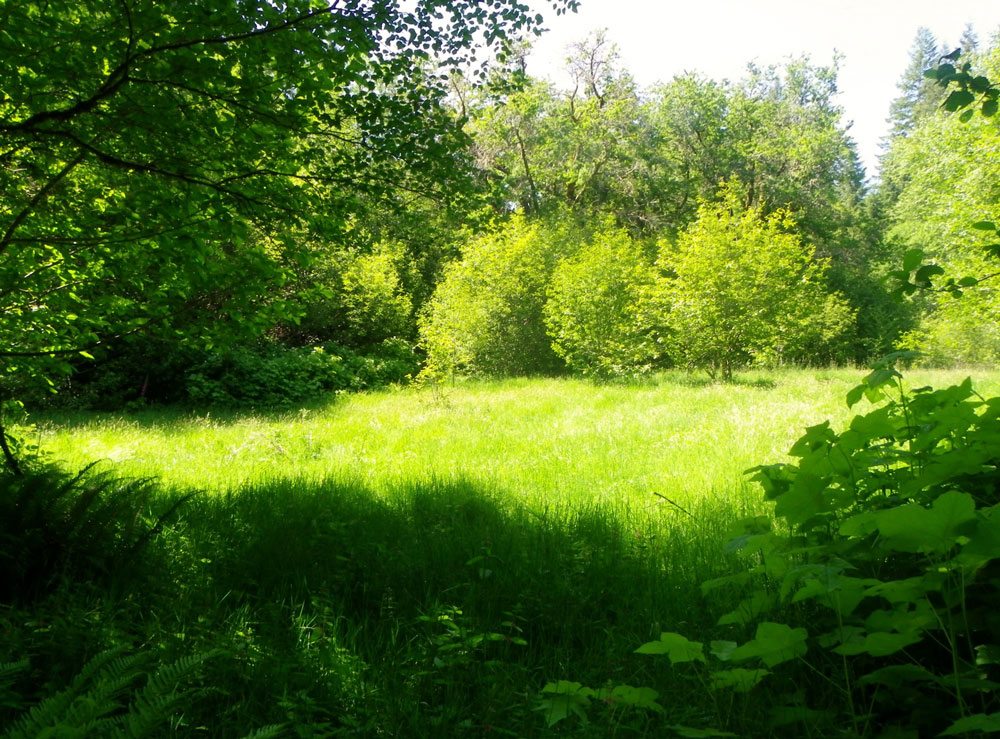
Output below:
[627,357,1000,736]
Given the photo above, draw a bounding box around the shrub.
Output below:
[339,242,416,346]
[660,182,855,380]
[418,215,571,378]
[185,340,419,407]
[544,226,665,377]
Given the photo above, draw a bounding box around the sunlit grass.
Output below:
[34,367,1000,510]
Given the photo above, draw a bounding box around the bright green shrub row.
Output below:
[420,187,856,380]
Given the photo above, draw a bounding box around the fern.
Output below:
[0,658,28,688]
[0,465,195,602]
[113,650,220,738]
[1,648,143,739]
[239,724,287,739]
[0,658,29,714]
[1,648,218,739]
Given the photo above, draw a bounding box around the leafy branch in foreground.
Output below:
[891,53,1000,298]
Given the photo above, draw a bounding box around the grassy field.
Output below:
[5,367,999,737]
[36,367,997,508]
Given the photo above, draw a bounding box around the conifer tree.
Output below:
[887,27,947,139]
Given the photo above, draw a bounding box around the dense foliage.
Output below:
[660,185,854,379]
[0,0,576,464]
[419,216,570,377]
[544,225,662,376]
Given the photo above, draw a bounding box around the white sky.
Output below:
[527,0,1000,179]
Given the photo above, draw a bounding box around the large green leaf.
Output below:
[729,622,807,668]
[709,668,770,693]
[636,632,706,664]
[939,713,1000,736]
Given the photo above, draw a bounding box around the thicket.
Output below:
[544,225,663,376]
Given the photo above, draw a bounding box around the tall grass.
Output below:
[38,368,995,509]
[6,368,998,736]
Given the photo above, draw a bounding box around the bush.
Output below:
[660,183,855,379]
[419,215,572,377]
[544,226,664,377]
[185,340,419,407]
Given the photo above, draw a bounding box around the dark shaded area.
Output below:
[0,468,764,736]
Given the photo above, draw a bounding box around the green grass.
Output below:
[36,368,997,508]
[5,367,999,737]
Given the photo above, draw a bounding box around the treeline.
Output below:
[40,26,1000,408]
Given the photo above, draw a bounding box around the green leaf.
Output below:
[939,713,1000,736]
[710,640,738,661]
[834,630,923,657]
[983,98,998,117]
[730,622,808,668]
[902,248,925,271]
[972,221,997,231]
[846,383,865,408]
[914,263,946,286]
[770,704,833,728]
[718,591,776,626]
[863,577,931,605]
[709,667,770,692]
[959,109,975,123]
[635,632,706,664]
[873,492,977,554]
[859,664,938,687]
[958,510,1000,565]
[772,471,826,527]
[944,89,976,111]
[598,685,664,713]
[537,681,593,727]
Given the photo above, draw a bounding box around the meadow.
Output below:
[4,367,999,737]
[37,368,971,506]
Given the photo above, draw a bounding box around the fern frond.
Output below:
[0,658,28,687]
[1,648,143,739]
[113,650,219,739]
[239,724,288,739]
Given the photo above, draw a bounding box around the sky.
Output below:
[526,0,1000,179]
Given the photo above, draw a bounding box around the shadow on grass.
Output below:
[593,371,778,390]
[3,470,762,737]
[32,393,346,431]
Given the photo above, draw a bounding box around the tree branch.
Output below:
[0,151,87,258]
[0,3,343,134]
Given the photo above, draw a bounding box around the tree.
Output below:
[660,183,854,380]
[418,216,571,377]
[887,27,948,140]
[0,0,576,472]
[468,32,667,231]
[544,225,663,376]
[960,23,979,58]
